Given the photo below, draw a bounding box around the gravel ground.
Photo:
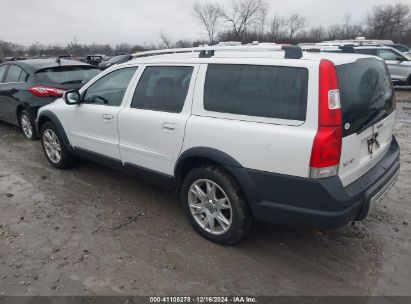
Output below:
[0,102,410,296]
[394,87,411,102]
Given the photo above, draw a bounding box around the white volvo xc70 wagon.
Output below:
[36,44,400,244]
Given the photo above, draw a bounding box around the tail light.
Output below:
[29,86,65,97]
[310,59,342,178]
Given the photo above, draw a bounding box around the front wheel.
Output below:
[40,122,76,169]
[181,165,252,244]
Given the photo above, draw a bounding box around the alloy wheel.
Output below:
[43,129,62,164]
[20,114,33,139]
[188,179,233,235]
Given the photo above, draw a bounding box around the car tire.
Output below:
[181,165,252,245]
[19,110,38,140]
[40,121,76,169]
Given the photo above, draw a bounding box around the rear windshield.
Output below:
[336,58,394,136]
[204,64,308,121]
[36,66,99,85]
[108,55,128,62]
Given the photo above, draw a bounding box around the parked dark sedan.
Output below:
[98,54,132,70]
[0,59,99,139]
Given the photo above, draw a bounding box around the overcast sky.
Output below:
[1,0,410,46]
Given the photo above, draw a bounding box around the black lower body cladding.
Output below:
[225,137,401,229]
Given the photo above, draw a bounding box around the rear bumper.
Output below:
[227,137,400,229]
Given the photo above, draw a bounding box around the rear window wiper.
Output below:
[357,109,387,134]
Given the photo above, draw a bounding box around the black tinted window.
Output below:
[131,66,193,113]
[204,64,308,120]
[390,45,409,52]
[36,66,98,85]
[5,65,23,83]
[355,49,377,56]
[337,58,394,136]
[83,67,137,106]
[0,66,7,83]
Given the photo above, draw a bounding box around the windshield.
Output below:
[108,55,128,62]
[36,66,99,85]
[392,45,409,53]
[336,58,394,137]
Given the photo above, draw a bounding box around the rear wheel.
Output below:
[181,165,252,244]
[40,122,76,169]
[19,110,37,140]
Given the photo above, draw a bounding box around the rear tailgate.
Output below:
[336,58,395,186]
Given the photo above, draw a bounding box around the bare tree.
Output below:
[285,14,306,41]
[255,0,270,38]
[327,15,363,41]
[366,3,411,41]
[219,0,265,40]
[269,15,286,42]
[193,2,222,44]
[305,26,326,42]
[159,32,172,49]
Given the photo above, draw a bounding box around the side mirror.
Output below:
[63,89,82,105]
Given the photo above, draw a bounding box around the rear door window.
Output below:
[336,58,394,137]
[131,66,194,113]
[5,65,23,83]
[203,64,308,121]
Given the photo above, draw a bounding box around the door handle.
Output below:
[102,114,114,122]
[162,122,177,132]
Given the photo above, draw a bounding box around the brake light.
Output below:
[29,86,65,97]
[310,60,342,178]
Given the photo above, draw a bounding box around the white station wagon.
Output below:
[36,44,400,244]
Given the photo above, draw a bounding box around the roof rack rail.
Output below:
[132,44,303,60]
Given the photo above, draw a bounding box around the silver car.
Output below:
[355,46,411,85]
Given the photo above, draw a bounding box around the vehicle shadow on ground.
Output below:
[0,119,373,248]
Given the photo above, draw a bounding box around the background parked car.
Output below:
[0,59,99,139]
[300,43,411,86]
[350,46,411,85]
[98,54,132,70]
[384,43,410,54]
[83,55,110,68]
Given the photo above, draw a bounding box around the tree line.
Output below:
[1,1,410,58]
[0,41,150,59]
[193,1,411,45]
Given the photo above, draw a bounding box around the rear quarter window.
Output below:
[0,65,7,83]
[204,64,308,121]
